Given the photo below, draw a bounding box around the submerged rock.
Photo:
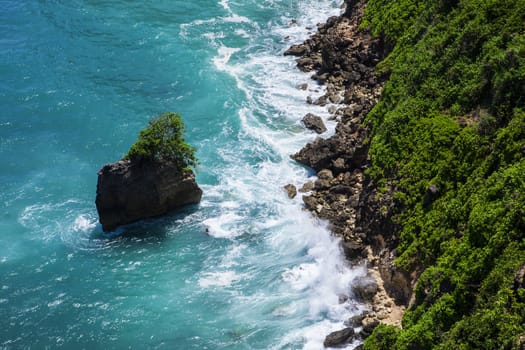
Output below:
[95,159,202,231]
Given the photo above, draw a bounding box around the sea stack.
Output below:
[95,159,202,232]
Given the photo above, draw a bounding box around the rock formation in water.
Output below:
[95,159,202,231]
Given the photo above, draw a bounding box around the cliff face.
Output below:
[95,160,202,231]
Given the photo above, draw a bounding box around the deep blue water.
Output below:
[0,1,366,348]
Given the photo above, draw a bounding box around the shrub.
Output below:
[125,112,197,170]
[362,0,525,348]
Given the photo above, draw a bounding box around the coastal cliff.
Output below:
[290,0,525,348]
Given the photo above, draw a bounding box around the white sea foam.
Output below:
[183,0,364,348]
[18,199,105,251]
[203,212,244,239]
[198,271,241,288]
[72,214,97,233]
[212,45,241,73]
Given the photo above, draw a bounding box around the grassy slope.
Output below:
[361,0,525,348]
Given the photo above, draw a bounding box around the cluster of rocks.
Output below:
[285,0,414,347]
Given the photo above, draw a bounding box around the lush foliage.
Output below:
[362,0,525,349]
[125,112,197,169]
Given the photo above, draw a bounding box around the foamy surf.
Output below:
[185,0,365,348]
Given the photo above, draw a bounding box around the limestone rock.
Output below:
[95,159,202,231]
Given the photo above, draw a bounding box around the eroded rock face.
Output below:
[95,159,202,231]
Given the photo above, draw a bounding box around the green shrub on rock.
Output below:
[125,112,197,170]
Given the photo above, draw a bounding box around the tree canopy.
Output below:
[361,0,525,348]
[125,112,197,169]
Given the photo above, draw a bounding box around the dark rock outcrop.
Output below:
[323,327,355,348]
[353,275,379,302]
[284,184,297,199]
[95,159,202,231]
[302,113,327,134]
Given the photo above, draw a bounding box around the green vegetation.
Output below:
[361,0,525,348]
[125,112,197,170]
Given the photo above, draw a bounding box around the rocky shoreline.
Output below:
[286,0,413,346]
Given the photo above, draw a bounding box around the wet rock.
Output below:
[341,240,366,259]
[313,95,328,106]
[339,294,350,303]
[284,44,308,56]
[323,327,355,348]
[284,184,297,199]
[353,275,379,302]
[299,181,315,193]
[96,159,202,232]
[345,312,367,327]
[328,91,343,104]
[302,113,327,134]
[302,195,318,211]
[297,57,316,72]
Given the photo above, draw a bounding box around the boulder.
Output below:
[284,184,297,199]
[345,312,367,327]
[302,113,327,134]
[341,240,366,259]
[360,317,380,337]
[284,44,309,56]
[323,327,355,348]
[95,159,202,231]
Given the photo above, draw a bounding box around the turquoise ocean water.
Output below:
[0,0,366,348]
